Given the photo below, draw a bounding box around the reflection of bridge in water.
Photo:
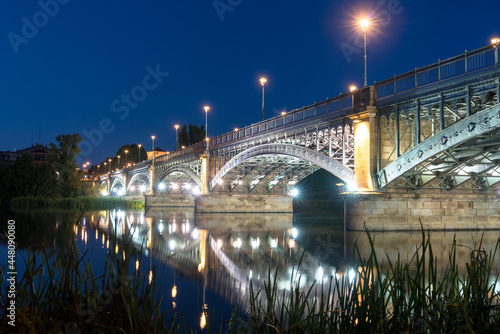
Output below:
[84,208,343,308]
[81,208,500,310]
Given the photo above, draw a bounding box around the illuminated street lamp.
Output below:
[117,155,121,168]
[175,124,180,150]
[125,150,128,166]
[151,136,156,161]
[360,19,370,87]
[204,106,209,141]
[350,85,358,92]
[108,158,112,173]
[260,77,267,121]
[492,38,500,66]
[138,144,142,162]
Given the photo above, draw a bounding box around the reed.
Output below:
[225,229,500,333]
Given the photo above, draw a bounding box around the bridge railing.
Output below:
[375,44,498,99]
[208,92,355,149]
[155,142,205,163]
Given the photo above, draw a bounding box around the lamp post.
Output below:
[175,124,180,150]
[204,106,209,142]
[138,144,142,162]
[281,111,286,128]
[97,165,100,175]
[151,136,156,160]
[260,78,267,121]
[492,38,500,66]
[117,155,121,168]
[108,159,112,173]
[125,150,128,167]
[360,19,369,87]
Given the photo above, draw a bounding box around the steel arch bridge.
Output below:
[97,43,500,221]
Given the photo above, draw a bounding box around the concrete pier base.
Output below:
[195,194,293,213]
[345,191,500,231]
[144,194,195,207]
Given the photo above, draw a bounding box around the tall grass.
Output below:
[10,196,144,210]
[228,229,500,333]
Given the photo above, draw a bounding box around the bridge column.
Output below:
[149,166,155,194]
[200,151,210,194]
[123,172,128,195]
[351,106,377,191]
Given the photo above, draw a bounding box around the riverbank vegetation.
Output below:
[0,134,98,210]
[9,196,144,210]
[1,226,499,333]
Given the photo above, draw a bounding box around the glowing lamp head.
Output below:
[492,38,500,46]
[281,111,286,116]
[125,150,128,154]
[234,128,239,132]
[151,135,155,140]
[204,106,210,113]
[174,124,179,130]
[360,19,369,32]
[138,144,141,148]
[350,85,358,92]
[290,188,299,197]
[260,77,267,86]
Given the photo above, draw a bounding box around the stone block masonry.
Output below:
[344,191,500,231]
[195,194,293,213]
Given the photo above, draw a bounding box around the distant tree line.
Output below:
[88,144,147,174]
[0,134,96,209]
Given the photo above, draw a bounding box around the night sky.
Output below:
[1,0,499,165]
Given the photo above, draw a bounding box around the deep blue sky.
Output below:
[1,0,499,165]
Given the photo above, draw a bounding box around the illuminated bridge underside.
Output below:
[157,165,202,190]
[378,103,500,190]
[210,144,354,193]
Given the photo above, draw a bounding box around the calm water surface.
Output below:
[1,208,499,330]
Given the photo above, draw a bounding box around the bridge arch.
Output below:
[110,177,125,193]
[210,143,354,190]
[157,165,202,189]
[127,173,150,192]
[100,180,109,192]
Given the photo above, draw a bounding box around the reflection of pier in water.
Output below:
[84,208,341,308]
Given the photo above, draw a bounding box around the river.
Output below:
[1,208,499,330]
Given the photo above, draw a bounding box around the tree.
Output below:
[48,134,83,197]
[0,154,59,207]
[178,125,188,148]
[179,124,205,147]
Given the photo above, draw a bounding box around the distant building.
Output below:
[147,146,169,160]
[0,143,50,166]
